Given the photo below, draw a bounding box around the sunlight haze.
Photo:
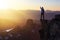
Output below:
[0,0,59,30]
[0,0,59,10]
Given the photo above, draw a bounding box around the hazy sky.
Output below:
[0,0,60,10]
[0,0,60,29]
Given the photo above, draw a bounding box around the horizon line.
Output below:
[0,9,60,11]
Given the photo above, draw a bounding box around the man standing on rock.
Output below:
[40,7,45,20]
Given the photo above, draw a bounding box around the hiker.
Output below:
[40,7,45,20]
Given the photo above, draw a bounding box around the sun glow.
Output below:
[0,10,25,31]
[0,0,9,9]
[0,0,25,10]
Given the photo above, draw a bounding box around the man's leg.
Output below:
[43,14,44,20]
[41,14,42,20]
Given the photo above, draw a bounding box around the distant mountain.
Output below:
[0,10,60,31]
[22,10,60,20]
[0,10,60,20]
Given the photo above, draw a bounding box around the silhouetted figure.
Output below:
[40,7,45,20]
[39,7,45,40]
